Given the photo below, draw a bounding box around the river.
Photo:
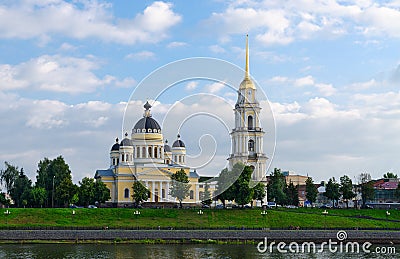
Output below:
[0,244,397,258]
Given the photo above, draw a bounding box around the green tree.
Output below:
[169,169,191,208]
[286,181,299,206]
[94,180,110,205]
[358,173,375,208]
[0,192,9,206]
[201,183,212,206]
[0,161,20,194]
[31,187,47,208]
[267,168,287,205]
[324,177,340,207]
[305,177,318,206]
[56,178,78,207]
[252,182,266,206]
[10,168,32,208]
[132,180,149,206]
[216,168,235,208]
[35,156,74,207]
[339,175,356,208]
[233,165,254,207]
[78,177,95,207]
[383,172,397,179]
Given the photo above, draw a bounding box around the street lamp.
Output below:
[134,210,141,230]
[386,211,390,221]
[4,210,10,225]
[322,210,329,229]
[197,209,204,229]
[261,210,267,230]
[52,175,55,208]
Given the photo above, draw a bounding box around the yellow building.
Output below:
[95,101,208,207]
[96,36,267,207]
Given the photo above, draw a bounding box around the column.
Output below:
[151,181,155,202]
[195,183,199,203]
[166,181,171,201]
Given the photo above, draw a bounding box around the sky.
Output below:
[1,0,400,185]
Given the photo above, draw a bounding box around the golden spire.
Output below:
[245,34,249,79]
[239,34,256,90]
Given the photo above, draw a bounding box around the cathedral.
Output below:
[95,36,267,207]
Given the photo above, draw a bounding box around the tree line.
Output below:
[267,168,400,208]
[130,163,265,208]
[0,156,110,208]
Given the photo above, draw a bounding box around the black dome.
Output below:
[164,140,171,152]
[172,135,185,147]
[111,143,120,151]
[111,138,120,151]
[133,117,161,132]
[172,140,185,147]
[120,138,132,147]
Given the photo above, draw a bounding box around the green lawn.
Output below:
[0,207,399,229]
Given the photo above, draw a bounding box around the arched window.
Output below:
[136,147,140,158]
[248,115,253,129]
[248,139,254,152]
[142,147,146,158]
[126,154,129,162]
[124,188,129,198]
[121,154,125,162]
[154,147,157,158]
[189,190,194,199]
[148,147,152,158]
[162,189,165,199]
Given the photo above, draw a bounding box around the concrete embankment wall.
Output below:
[0,230,399,244]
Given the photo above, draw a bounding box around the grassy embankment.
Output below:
[0,207,399,229]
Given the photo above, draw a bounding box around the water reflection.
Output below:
[0,244,397,259]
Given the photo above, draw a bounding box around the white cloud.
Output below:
[167,41,187,48]
[346,79,378,91]
[125,51,156,60]
[0,1,182,44]
[209,45,226,53]
[269,76,289,83]
[185,81,198,91]
[204,0,400,45]
[315,83,337,97]
[205,82,225,93]
[0,55,117,93]
[272,75,337,97]
[294,75,315,87]
[25,99,69,129]
[115,77,136,88]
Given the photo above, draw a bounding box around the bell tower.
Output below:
[228,35,268,181]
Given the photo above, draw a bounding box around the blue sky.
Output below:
[1,0,400,184]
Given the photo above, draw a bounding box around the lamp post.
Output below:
[4,210,10,225]
[322,210,328,229]
[72,210,76,226]
[52,175,55,208]
[261,210,267,230]
[197,209,204,229]
[134,210,141,229]
[386,210,390,221]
